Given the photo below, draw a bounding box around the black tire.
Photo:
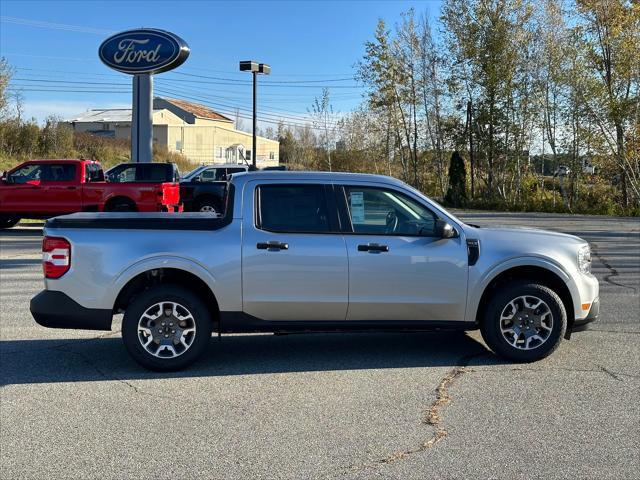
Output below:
[0,216,20,229]
[105,198,137,212]
[480,282,566,362]
[194,197,220,214]
[122,285,213,371]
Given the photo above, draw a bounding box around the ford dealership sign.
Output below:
[99,29,189,75]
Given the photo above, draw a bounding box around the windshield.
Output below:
[181,166,207,180]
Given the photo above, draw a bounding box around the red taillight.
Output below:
[42,236,71,279]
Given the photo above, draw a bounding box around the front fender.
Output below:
[465,255,580,324]
[103,255,219,311]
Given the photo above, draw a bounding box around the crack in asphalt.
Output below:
[51,339,189,404]
[598,365,625,382]
[478,366,638,381]
[589,242,638,293]
[588,329,640,335]
[344,353,485,474]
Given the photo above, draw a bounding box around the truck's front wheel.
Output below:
[122,285,212,371]
[480,282,566,362]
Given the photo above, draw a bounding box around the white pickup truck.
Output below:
[30,171,599,370]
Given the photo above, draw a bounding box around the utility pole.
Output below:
[467,100,475,198]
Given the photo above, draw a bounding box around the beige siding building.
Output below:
[67,97,279,167]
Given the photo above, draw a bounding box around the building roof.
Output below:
[68,109,163,123]
[158,97,233,122]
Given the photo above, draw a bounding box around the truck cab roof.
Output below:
[229,170,409,188]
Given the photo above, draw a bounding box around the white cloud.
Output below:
[19,100,130,124]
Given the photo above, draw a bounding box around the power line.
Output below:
[13,67,363,97]
[171,71,363,88]
[10,76,361,120]
[0,16,113,35]
[172,71,357,85]
[7,88,130,94]
[155,87,341,131]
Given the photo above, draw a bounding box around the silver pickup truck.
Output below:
[30,171,599,370]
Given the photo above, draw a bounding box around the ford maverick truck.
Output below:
[30,172,599,370]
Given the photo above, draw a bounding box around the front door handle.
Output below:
[357,243,389,252]
[257,241,289,251]
[66,186,77,190]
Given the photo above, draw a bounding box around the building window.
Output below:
[216,147,222,158]
[269,151,275,160]
[176,140,183,151]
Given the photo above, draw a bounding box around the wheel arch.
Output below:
[112,263,220,330]
[194,194,223,209]
[103,195,137,211]
[473,263,575,336]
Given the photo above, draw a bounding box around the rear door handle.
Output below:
[357,243,389,252]
[257,241,289,251]
[66,186,77,190]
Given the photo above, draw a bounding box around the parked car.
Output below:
[30,171,599,371]
[105,162,180,183]
[0,159,180,228]
[180,164,286,213]
[182,163,248,182]
[179,163,246,213]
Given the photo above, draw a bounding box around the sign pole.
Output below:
[99,29,189,164]
[131,74,154,163]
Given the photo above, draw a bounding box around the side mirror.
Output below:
[435,219,457,239]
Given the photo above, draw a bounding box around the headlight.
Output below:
[578,245,591,274]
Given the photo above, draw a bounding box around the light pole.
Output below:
[239,61,270,169]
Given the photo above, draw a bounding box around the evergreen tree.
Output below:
[445,151,467,206]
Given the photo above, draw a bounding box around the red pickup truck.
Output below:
[0,159,180,229]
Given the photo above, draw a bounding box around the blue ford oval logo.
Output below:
[99,29,189,74]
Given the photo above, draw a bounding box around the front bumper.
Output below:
[572,296,600,332]
[30,290,112,331]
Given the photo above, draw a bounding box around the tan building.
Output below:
[67,97,279,167]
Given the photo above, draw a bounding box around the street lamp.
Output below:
[239,60,271,169]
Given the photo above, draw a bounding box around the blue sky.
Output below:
[0,0,442,128]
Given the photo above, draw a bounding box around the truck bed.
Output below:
[46,212,229,231]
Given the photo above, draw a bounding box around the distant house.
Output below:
[66,97,279,167]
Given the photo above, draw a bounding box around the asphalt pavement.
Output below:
[1,212,638,479]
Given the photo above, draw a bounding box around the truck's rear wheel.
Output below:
[195,197,220,215]
[105,198,137,212]
[0,216,20,229]
[480,282,566,362]
[122,285,212,371]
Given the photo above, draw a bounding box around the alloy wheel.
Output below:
[499,295,554,350]
[137,301,197,358]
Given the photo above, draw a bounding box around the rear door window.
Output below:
[140,164,169,182]
[43,164,76,182]
[257,184,331,233]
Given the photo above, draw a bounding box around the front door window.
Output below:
[344,186,436,236]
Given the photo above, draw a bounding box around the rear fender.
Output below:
[106,256,219,311]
